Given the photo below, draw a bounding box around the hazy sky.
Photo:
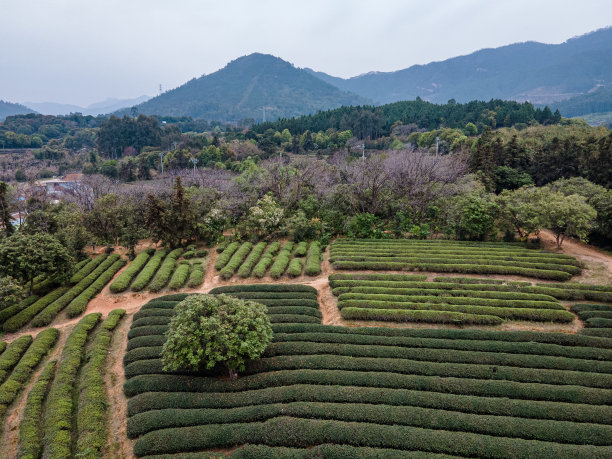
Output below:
[1,0,611,106]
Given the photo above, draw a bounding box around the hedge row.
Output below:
[127,382,610,425]
[269,314,321,324]
[269,242,295,279]
[65,258,127,318]
[266,307,322,319]
[0,341,5,355]
[126,401,612,445]
[214,242,240,270]
[0,295,39,325]
[149,249,184,292]
[186,260,205,288]
[110,249,154,293]
[332,261,573,281]
[69,254,107,284]
[124,368,611,406]
[220,242,253,280]
[17,360,56,459]
[237,242,267,278]
[30,254,121,327]
[168,263,190,290]
[577,311,612,320]
[330,273,426,282]
[0,328,59,418]
[210,284,317,294]
[304,242,322,276]
[586,317,612,328]
[338,300,574,323]
[132,416,610,457]
[286,258,304,277]
[521,286,612,302]
[0,335,33,383]
[581,329,612,338]
[42,313,101,458]
[217,291,317,300]
[252,242,281,278]
[131,249,168,292]
[571,304,612,313]
[3,288,70,333]
[537,282,612,293]
[294,241,308,257]
[75,309,125,458]
[342,308,502,325]
[128,325,169,339]
[434,277,505,284]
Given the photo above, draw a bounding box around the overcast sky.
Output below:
[1,0,611,106]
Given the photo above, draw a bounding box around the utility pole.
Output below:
[159,152,164,177]
[435,136,440,157]
[190,157,198,176]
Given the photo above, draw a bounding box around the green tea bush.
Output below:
[74,309,125,458]
[342,307,502,325]
[128,325,169,339]
[210,284,316,294]
[195,249,208,257]
[149,249,183,292]
[66,258,126,318]
[69,254,108,284]
[181,250,195,259]
[294,241,308,257]
[131,249,168,292]
[110,250,153,293]
[214,242,240,270]
[3,289,69,332]
[286,258,303,277]
[304,242,322,276]
[219,242,253,279]
[237,242,267,278]
[168,263,190,290]
[0,295,39,325]
[42,313,100,458]
[269,242,295,279]
[586,317,612,328]
[186,260,205,288]
[0,335,32,383]
[252,242,281,278]
[581,328,612,338]
[571,304,612,313]
[17,359,56,459]
[434,277,504,284]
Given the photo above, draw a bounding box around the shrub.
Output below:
[3,288,70,333]
[162,294,273,379]
[286,258,304,277]
[585,317,612,328]
[181,250,195,259]
[17,359,56,459]
[168,263,190,290]
[341,307,503,325]
[219,242,253,280]
[110,250,153,293]
[294,241,308,257]
[69,254,107,284]
[210,284,316,294]
[148,249,183,292]
[237,242,267,278]
[214,242,240,270]
[75,309,125,458]
[0,328,59,415]
[0,294,39,325]
[195,249,208,257]
[131,249,168,292]
[304,241,322,276]
[252,242,281,278]
[581,328,612,338]
[65,259,126,318]
[0,335,33,384]
[269,242,294,279]
[42,313,101,458]
[186,261,205,288]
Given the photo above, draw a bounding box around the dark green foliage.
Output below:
[17,360,56,459]
[42,313,101,458]
[168,263,190,290]
[186,260,205,288]
[149,249,183,292]
[341,307,503,325]
[294,241,308,257]
[131,249,168,292]
[214,242,240,270]
[252,242,281,278]
[70,254,108,284]
[286,258,303,277]
[220,242,253,279]
[0,341,5,355]
[586,317,612,328]
[581,328,612,338]
[269,242,295,279]
[0,328,59,416]
[110,251,152,293]
[75,309,125,458]
[195,249,208,258]
[211,284,317,294]
[237,242,267,278]
[0,335,33,384]
[304,241,322,276]
[3,287,70,333]
[434,277,504,284]
[0,295,39,326]
[66,258,126,318]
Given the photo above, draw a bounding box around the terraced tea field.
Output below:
[330,239,582,280]
[123,287,612,457]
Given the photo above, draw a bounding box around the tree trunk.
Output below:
[30,277,34,296]
[228,369,238,380]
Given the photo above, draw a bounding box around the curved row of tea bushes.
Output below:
[342,308,502,325]
[252,242,281,278]
[31,254,121,327]
[69,254,108,284]
[187,260,206,288]
[211,284,317,294]
[214,242,240,270]
[339,287,557,302]
[42,313,101,458]
[0,341,5,355]
[294,241,308,257]
[110,249,155,293]
[131,249,168,292]
[2,287,69,333]
[0,328,59,418]
[305,242,322,276]
[286,258,304,277]
[237,242,267,278]
[0,295,39,325]
[148,249,183,292]
[66,258,126,317]
[168,262,191,290]
[573,303,612,339]
[269,242,295,279]
[219,242,253,279]
[0,335,33,383]
[17,360,56,459]
[75,309,125,458]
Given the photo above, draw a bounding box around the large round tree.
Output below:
[0,232,74,294]
[162,294,273,379]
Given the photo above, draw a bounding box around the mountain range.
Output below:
[25,96,151,116]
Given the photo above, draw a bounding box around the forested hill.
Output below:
[0,100,36,121]
[547,86,612,117]
[306,27,612,106]
[126,53,369,122]
[250,99,561,138]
